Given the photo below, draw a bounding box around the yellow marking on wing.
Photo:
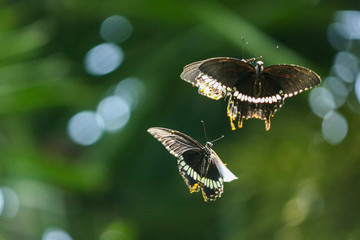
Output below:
[190,183,200,193]
[201,190,208,202]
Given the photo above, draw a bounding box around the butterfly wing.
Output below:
[262,64,321,98]
[147,127,207,195]
[147,127,203,158]
[181,57,256,100]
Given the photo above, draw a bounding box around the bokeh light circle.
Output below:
[335,11,360,40]
[96,96,131,132]
[354,73,360,103]
[100,15,133,43]
[68,111,104,146]
[0,187,19,218]
[42,228,73,240]
[84,43,124,76]
[323,77,350,108]
[327,23,352,51]
[114,77,146,110]
[332,64,355,83]
[332,51,358,83]
[309,87,336,118]
[324,76,350,97]
[322,111,348,145]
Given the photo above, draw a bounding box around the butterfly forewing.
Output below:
[262,64,321,97]
[180,60,204,85]
[181,58,255,100]
[198,58,255,88]
[147,127,203,158]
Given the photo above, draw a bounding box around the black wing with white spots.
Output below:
[147,127,237,202]
[180,57,321,131]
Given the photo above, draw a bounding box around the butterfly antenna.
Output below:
[240,39,262,64]
[211,135,224,144]
[241,36,245,59]
[244,40,258,58]
[265,45,280,60]
[201,120,209,142]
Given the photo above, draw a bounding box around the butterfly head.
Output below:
[205,141,213,149]
[255,60,264,76]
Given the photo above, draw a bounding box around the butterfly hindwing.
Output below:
[177,149,205,193]
[200,156,224,201]
[178,149,225,201]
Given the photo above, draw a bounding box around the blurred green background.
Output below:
[1,0,360,239]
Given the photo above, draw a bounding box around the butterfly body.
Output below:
[181,57,321,130]
[147,127,237,201]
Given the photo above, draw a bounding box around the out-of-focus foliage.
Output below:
[0,0,360,240]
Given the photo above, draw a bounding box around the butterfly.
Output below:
[180,57,321,131]
[147,127,237,202]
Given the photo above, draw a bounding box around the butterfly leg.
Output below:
[265,113,271,131]
[238,115,244,128]
[227,100,237,130]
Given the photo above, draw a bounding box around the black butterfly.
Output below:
[180,57,321,131]
[147,127,237,202]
